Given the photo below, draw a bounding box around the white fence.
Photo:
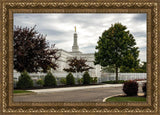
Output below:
[100,73,147,82]
[13,71,85,87]
[13,70,147,87]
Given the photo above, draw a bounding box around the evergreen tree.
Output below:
[44,72,57,87]
[17,71,33,89]
[83,71,91,85]
[66,73,75,85]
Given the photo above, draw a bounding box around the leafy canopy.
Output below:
[120,61,146,73]
[14,26,60,73]
[95,23,140,69]
[64,57,93,73]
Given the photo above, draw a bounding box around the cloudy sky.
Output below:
[14,13,146,62]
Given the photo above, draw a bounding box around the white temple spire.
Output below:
[72,26,79,52]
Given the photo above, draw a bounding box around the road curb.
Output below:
[13,92,36,96]
[28,84,123,93]
[103,94,123,102]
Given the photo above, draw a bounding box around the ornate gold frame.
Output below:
[0,0,159,114]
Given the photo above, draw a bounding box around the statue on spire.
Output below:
[75,26,76,32]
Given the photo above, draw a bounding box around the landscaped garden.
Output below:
[14,70,147,103]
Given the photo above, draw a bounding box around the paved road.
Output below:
[13,86,124,102]
[13,86,143,102]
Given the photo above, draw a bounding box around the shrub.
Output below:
[83,71,91,85]
[36,79,44,87]
[66,73,75,85]
[60,78,66,85]
[77,78,83,85]
[17,71,33,89]
[142,82,147,97]
[44,72,57,87]
[123,80,138,96]
[102,80,125,84]
[90,77,97,84]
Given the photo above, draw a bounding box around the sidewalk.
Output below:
[27,84,123,93]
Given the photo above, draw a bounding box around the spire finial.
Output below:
[75,26,76,32]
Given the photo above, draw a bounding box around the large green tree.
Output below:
[14,26,60,73]
[95,23,140,82]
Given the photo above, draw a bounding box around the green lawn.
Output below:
[13,90,33,94]
[106,96,146,102]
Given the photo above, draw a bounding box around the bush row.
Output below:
[102,80,125,84]
[16,71,57,89]
[16,71,97,89]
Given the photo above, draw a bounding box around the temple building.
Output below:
[51,27,101,78]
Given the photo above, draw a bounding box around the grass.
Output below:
[13,90,33,94]
[102,80,125,84]
[106,96,146,102]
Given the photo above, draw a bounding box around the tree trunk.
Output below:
[116,67,118,82]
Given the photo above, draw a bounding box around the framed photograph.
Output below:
[0,0,159,114]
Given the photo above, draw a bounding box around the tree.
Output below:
[120,66,136,72]
[120,61,146,73]
[44,72,57,87]
[83,71,91,85]
[63,57,93,77]
[36,79,44,87]
[95,23,140,82]
[140,62,146,73]
[16,71,33,89]
[101,65,115,73]
[66,73,75,85]
[14,26,60,73]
